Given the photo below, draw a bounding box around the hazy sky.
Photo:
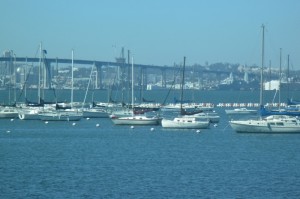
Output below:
[1,0,299,69]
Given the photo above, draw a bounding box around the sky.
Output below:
[1,0,300,69]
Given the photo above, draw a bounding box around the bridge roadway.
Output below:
[0,56,229,74]
[0,56,166,70]
[0,56,230,88]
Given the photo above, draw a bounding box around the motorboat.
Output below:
[225,108,257,115]
[230,115,300,133]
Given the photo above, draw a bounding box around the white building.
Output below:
[264,80,280,90]
[221,72,234,85]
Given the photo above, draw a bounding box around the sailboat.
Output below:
[229,24,300,133]
[161,57,210,129]
[0,51,19,119]
[81,64,109,118]
[182,111,220,123]
[82,105,109,118]
[259,53,300,117]
[111,56,161,125]
[18,43,45,120]
[18,107,43,120]
[39,50,83,121]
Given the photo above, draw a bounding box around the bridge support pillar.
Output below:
[161,69,166,88]
[96,64,102,89]
[44,60,51,89]
[142,67,147,90]
[138,66,142,89]
[137,67,146,89]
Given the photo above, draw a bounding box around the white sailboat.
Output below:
[81,64,109,118]
[39,50,83,121]
[18,106,43,120]
[0,51,19,119]
[111,56,161,125]
[18,43,45,120]
[229,24,300,133]
[161,57,210,129]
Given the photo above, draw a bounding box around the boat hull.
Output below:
[0,107,18,119]
[18,109,42,120]
[0,113,18,119]
[19,113,41,120]
[183,113,220,123]
[161,118,210,129]
[230,120,300,133]
[225,108,257,115]
[111,116,160,125]
[83,110,108,118]
[40,112,82,121]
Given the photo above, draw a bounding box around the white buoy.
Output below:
[72,122,76,126]
[6,130,11,133]
[86,118,90,120]
[214,124,218,127]
[45,121,49,124]
[96,124,100,127]
[196,130,201,133]
[131,126,134,129]
[10,119,14,122]
[150,127,155,132]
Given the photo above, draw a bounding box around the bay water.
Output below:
[1,90,300,198]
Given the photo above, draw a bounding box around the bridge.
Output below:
[0,56,230,89]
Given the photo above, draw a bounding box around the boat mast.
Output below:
[287,54,290,99]
[131,56,134,113]
[180,56,186,111]
[82,63,94,107]
[24,58,28,99]
[260,24,265,106]
[13,53,16,104]
[279,48,282,109]
[38,42,42,104]
[71,49,74,108]
[128,50,131,106]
